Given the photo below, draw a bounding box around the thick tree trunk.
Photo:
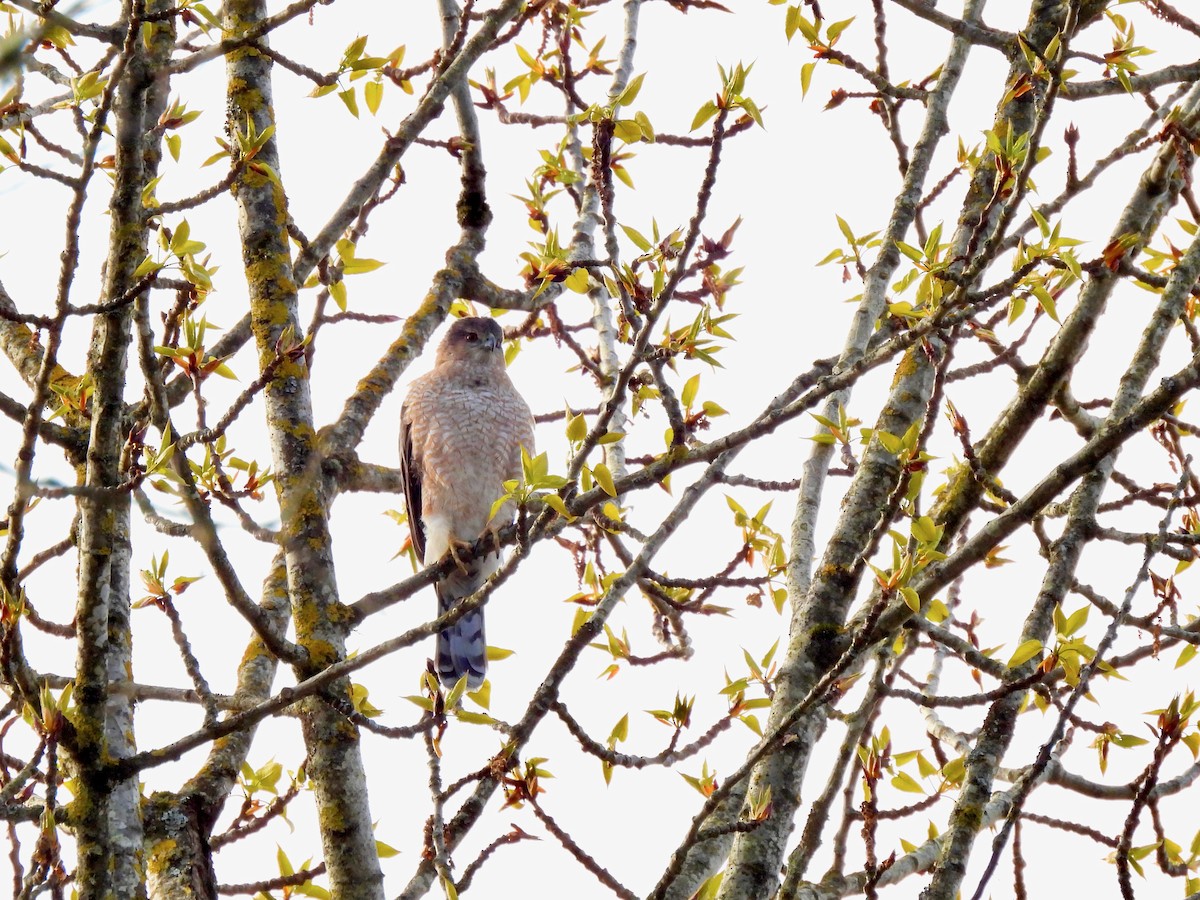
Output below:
[222,4,385,896]
[72,4,173,896]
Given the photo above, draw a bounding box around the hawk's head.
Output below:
[437,316,505,369]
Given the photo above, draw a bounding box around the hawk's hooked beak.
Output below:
[483,332,501,353]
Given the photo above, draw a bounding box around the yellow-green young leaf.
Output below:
[338,88,360,117]
[445,674,469,709]
[613,119,643,144]
[1060,605,1089,637]
[330,280,348,311]
[454,709,499,726]
[170,220,190,253]
[899,837,918,854]
[504,340,521,366]
[622,224,652,251]
[488,493,513,522]
[166,134,182,162]
[693,871,723,900]
[610,713,629,743]
[1031,282,1060,322]
[681,373,701,409]
[341,257,385,275]
[783,4,800,37]
[1176,643,1198,669]
[941,756,965,784]
[441,874,459,900]
[133,256,162,278]
[739,97,764,129]
[891,772,925,794]
[596,431,625,445]
[349,683,382,717]
[876,431,903,454]
[593,463,617,497]
[349,56,387,72]
[911,516,942,544]
[141,176,162,208]
[570,606,591,635]
[566,412,587,443]
[615,72,645,107]
[917,753,938,777]
[343,34,368,63]
[41,24,74,49]
[721,678,750,697]
[486,646,514,661]
[1006,639,1043,669]
[1184,732,1200,759]
[1128,842,1157,877]
[691,100,719,132]
[0,132,19,163]
[835,214,856,244]
[1111,733,1148,748]
[249,161,283,188]
[926,598,950,623]
[200,147,229,167]
[541,494,575,521]
[375,840,399,859]
[364,79,383,115]
[1063,251,1083,280]
[826,16,855,42]
[800,61,816,98]
[1007,294,1027,324]
[899,586,920,613]
[468,679,490,709]
[634,111,655,142]
[564,267,591,293]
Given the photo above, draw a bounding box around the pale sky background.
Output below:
[1,1,1199,897]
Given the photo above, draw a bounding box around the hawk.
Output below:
[399,317,535,688]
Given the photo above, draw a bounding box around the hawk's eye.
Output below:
[464,332,478,342]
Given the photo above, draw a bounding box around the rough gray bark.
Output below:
[716,4,987,896]
[921,83,1200,898]
[221,3,384,897]
[72,4,173,896]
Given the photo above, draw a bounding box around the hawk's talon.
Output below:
[484,528,503,557]
[446,539,474,575]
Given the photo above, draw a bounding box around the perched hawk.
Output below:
[400,317,535,688]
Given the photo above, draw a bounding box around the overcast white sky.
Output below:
[2,1,1200,897]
